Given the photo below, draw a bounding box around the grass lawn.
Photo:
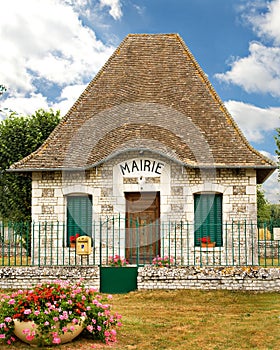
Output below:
[1,289,280,349]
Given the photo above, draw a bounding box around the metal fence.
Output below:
[0,219,279,267]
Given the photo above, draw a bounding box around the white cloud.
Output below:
[52,84,87,116]
[1,93,49,116]
[99,0,122,20]
[259,150,279,204]
[245,0,280,45]
[258,151,279,204]
[216,1,280,97]
[0,0,115,98]
[133,4,146,16]
[225,100,280,142]
[216,42,280,96]
[263,170,280,204]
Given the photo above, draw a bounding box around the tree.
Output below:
[270,204,280,225]
[257,185,271,223]
[0,109,61,222]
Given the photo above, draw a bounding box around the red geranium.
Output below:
[198,236,211,244]
[0,280,122,346]
[70,233,80,243]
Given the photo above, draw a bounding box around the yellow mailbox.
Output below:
[76,236,92,255]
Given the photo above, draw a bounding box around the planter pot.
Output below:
[201,242,216,248]
[13,319,84,346]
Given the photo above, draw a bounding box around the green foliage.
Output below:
[0,109,60,221]
[270,204,280,224]
[257,185,271,223]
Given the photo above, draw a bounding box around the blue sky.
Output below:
[0,0,279,202]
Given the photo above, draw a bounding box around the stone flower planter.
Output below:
[13,319,84,346]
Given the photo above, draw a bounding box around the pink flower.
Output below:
[8,299,15,305]
[87,325,94,332]
[53,317,59,322]
[26,335,35,341]
[52,336,61,344]
[44,321,49,326]
[97,326,101,331]
[0,334,5,339]
[24,309,31,315]
[4,317,12,322]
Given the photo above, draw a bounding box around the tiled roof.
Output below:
[10,33,276,183]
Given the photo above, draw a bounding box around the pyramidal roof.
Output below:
[10,33,276,183]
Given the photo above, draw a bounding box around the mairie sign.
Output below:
[119,159,165,176]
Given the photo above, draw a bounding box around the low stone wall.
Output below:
[137,266,280,292]
[0,266,99,290]
[2,266,280,292]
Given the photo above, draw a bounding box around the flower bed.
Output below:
[108,255,128,267]
[0,280,122,346]
[152,255,174,267]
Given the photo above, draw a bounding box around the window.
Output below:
[194,193,222,247]
[66,195,92,246]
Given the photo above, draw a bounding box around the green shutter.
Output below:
[67,196,92,245]
[194,194,222,247]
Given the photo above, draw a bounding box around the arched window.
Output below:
[194,193,223,247]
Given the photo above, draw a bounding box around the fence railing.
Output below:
[0,219,279,267]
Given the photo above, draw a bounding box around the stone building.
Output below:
[10,34,276,266]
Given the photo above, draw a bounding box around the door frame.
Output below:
[125,191,160,265]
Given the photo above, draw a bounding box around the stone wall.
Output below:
[31,151,257,224]
[1,266,280,292]
[30,151,258,267]
[0,266,99,290]
[137,266,280,292]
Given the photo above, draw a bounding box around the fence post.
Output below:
[99,218,102,266]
